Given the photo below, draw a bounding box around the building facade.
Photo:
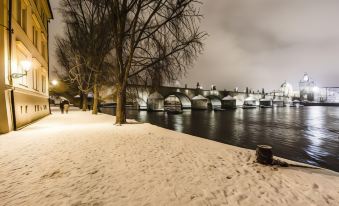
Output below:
[0,0,53,133]
[297,73,339,103]
[299,73,316,101]
[315,87,339,103]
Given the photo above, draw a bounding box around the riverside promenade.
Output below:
[0,109,339,206]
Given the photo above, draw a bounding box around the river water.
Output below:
[101,106,339,172]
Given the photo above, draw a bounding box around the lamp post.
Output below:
[49,80,59,114]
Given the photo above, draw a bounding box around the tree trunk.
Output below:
[79,92,83,109]
[92,75,99,114]
[115,84,127,125]
[256,145,273,165]
[82,92,88,111]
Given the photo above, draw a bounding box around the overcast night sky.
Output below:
[49,0,339,91]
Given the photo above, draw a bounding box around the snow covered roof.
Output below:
[148,91,164,99]
[245,96,258,101]
[260,98,272,101]
[222,95,235,100]
[192,95,207,100]
[74,93,94,98]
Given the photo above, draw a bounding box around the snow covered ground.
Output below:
[0,110,338,206]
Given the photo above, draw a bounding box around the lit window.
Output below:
[17,53,28,86]
[41,75,46,93]
[32,68,38,90]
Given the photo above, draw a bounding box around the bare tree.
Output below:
[108,0,206,124]
[57,0,114,114]
[56,37,90,111]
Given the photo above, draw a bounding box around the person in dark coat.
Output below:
[63,100,70,114]
[60,100,65,114]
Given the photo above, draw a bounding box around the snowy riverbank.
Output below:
[0,110,338,206]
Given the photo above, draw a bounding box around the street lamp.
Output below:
[11,60,32,79]
[49,79,59,114]
[51,79,58,86]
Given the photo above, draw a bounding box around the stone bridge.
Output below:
[100,84,289,111]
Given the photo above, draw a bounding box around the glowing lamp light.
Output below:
[51,80,59,86]
[11,60,32,79]
[21,60,32,72]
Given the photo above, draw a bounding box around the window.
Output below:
[41,75,46,93]
[41,12,45,26]
[41,40,46,59]
[22,8,27,32]
[17,53,28,86]
[17,0,27,32]
[16,0,21,23]
[32,68,38,90]
[33,26,39,48]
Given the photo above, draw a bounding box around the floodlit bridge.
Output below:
[100,84,289,111]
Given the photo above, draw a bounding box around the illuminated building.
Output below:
[298,73,339,103]
[0,0,53,133]
[280,81,294,97]
[299,73,316,101]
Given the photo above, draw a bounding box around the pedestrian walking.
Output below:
[60,100,65,114]
[63,100,70,114]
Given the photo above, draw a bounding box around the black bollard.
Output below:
[256,145,273,165]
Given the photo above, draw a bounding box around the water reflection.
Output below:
[101,107,339,172]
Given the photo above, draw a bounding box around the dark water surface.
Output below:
[101,107,339,172]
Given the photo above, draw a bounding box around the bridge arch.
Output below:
[136,97,147,110]
[206,95,222,109]
[233,95,245,106]
[147,92,164,111]
[164,92,192,109]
